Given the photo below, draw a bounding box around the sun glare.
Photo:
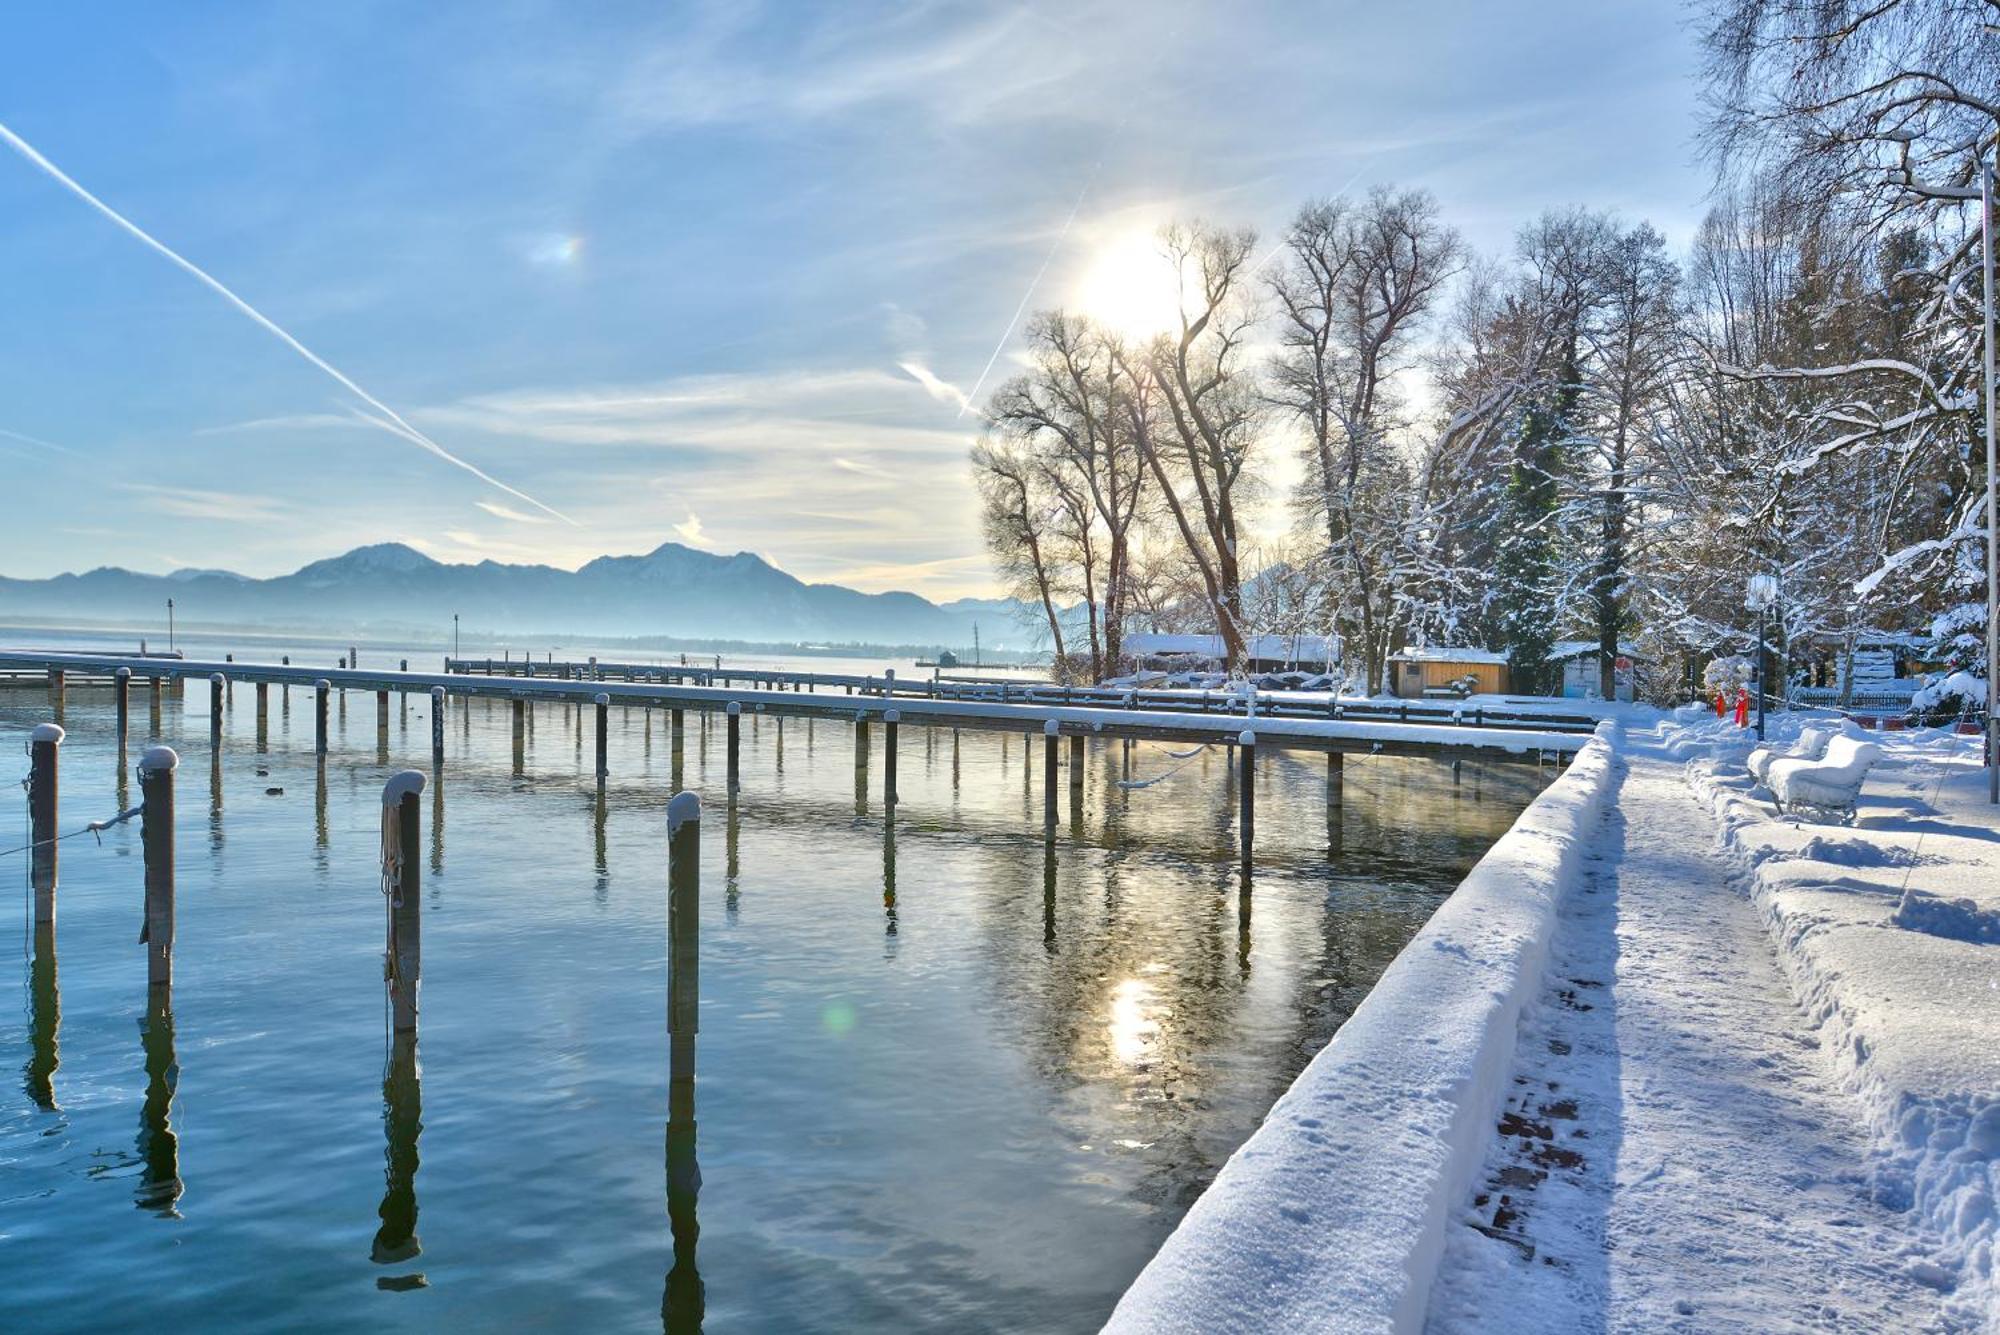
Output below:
[1072,229,1182,342]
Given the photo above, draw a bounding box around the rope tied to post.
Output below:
[0,805,142,859]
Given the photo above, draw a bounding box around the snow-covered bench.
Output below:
[1767,734,1883,822]
[1747,725,1833,786]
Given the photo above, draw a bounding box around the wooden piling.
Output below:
[149,676,162,734]
[377,689,390,738]
[722,701,741,796]
[884,709,899,807]
[1069,733,1085,814]
[855,716,870,774]
[139,746,178,993]
[115,667,131,754]
[596,692,611,781]
[29,723,62,923]
[383,772,425,1034]
[430,687,446,769]
[1238,730,1256,873]
[48,668,64,720]
[255,681,269,747]
[1043,720,1059,826]
[209,674,225,754]
[1327,750,1344,801]
[667,791,700,1125]
[315,680,331,757]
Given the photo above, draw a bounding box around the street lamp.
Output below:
[1981,158,1997,803]
[166,597,175,653]
[453,613,460,659]
[1746,573,1779,741]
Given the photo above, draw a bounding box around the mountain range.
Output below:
[0,541,1035,650]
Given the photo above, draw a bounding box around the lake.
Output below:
[0,642,1547,1332]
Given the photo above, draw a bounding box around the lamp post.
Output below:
[453,613,460,659]
[1981,159,1997,803]
[1746,573,1779,742]
[166,598,175,653]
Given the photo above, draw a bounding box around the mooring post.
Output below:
[209,674,225,756]
[666,791,701,1136]
[139,746,178,993]
[883,709,900,808]
[115,666,131,755]
[725,702,741,796]
[1327,750,1344,802]
[377,688,390,739]
[29,723,62,923]
[1069,732,1085,811]
[383,772,425,1035]
[148,675,162,734]
[1238,730,1256,873]
[315,680,331,758]
[512,697,526,747]
[1043,720,1059,827]
[430,687,446,770]
[47,668,64,721]
[596,692,611,781]
[255,681,269,748]
[855,715,870,775]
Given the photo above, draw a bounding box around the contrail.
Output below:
[0,120,576,525]
[0,426,71,454]
[958,168,1096,417]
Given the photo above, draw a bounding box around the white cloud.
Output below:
[120,484,292,524]
[673,511,709,546]
[475,499,552,525]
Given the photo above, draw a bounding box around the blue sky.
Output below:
[0,1,1707,598]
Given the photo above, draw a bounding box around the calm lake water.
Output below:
[0,639,1548,1332]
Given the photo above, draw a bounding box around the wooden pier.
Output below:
[0,649,1588,762]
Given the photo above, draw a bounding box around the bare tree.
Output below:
[1267,188,1461,691]
[971,439,1069,661]
[1121,221,1264,670]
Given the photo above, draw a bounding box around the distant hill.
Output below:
[0,541,1043,650]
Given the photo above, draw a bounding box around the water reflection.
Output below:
[661,1047,703,1332]
[594,788,610,903]
[371,1030,425,1288]
[26,917,58,1109]
[724,806,740,923]
[430,772,445,880]
[135,998,182,1216]
[882,813,897,942]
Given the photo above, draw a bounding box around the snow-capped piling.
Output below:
[115,666,131,754]
[314,680,330,758]
[1043,720,1060,827]
[138,746,178,993]
[430,687,446,769]
[667,791,701,1119]
[884,709,900,807]
[1238,730,1256,873]
[382,771,425,1035]
[726,702,741,796]
[28,722,62,920]
[209,675,225,754]
[595,692,610,781]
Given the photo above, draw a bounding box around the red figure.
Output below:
[1714,690,1727,718]
[1733,687,1751,728]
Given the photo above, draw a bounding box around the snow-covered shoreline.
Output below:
[1680,716,2000,1327]
[1104,722,1622,1334]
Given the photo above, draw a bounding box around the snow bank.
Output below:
[1683,726,2000,1328]
[1106,722,1622,1335]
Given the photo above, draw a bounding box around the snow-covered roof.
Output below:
[1388,646,1508,665]
[1126,632,1335,661]
[1548,641,1647,661]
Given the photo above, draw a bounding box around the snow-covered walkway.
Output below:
[1425,741,1957,1332]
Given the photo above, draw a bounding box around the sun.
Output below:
[1071,228,1183,342]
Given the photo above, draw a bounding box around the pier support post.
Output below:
[377,689,390,739]
[255,682,269,748]
[855,717,870,774]
[29,723,62,923]
[1069,733,1084,813]
[1327,750,1344,802]
[884,709,899,808]
[47,669,64,720]
[1238,730,1256,873]
[1043,720,1059,827]
[315,680,331,758]
[726,702,741,796]
[140,746,178,993]
[384,772,425,1034]
[512,698,526,747]
[430,688,446,770]
[209,674,226,755]
[115,667,131,755]
[667,791,701,1146]
[596,693,611,781]
[149,675,162,735]
[671,708,685,756]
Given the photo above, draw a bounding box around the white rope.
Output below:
[380,801,403,984]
